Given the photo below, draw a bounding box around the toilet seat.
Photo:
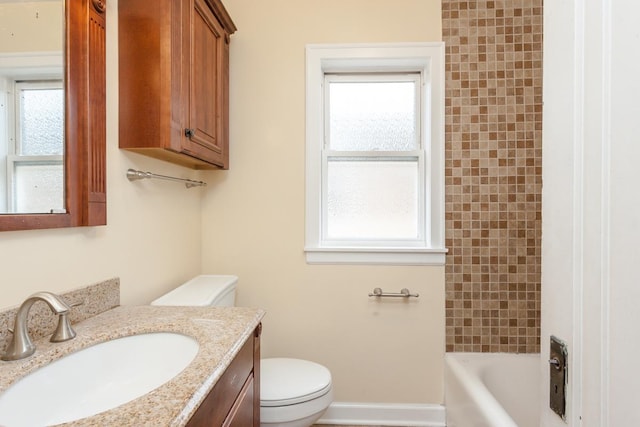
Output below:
[260,358,332,407]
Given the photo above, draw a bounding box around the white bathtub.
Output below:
[445,353,540,427]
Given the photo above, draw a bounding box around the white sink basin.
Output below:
[0,332,199,426]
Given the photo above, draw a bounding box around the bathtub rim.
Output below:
[445,352,524,427]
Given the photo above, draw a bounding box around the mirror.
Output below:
[0,0,65,214]
[0,0,106,231]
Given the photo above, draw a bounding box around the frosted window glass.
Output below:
[19,88,64,155]
[326,160,419,239]
[329,81,417,151]
[14,163,64,213]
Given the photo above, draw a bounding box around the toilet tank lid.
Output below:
[260,358,332,406]
[150,275,238,306]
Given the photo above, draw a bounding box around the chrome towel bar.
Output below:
[126,168,207,188]
[368,287,419,298]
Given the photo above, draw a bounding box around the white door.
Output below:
[542,0,640,425]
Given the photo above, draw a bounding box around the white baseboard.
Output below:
[316,402,446,426]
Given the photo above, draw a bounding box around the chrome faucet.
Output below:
[2,292,76,361]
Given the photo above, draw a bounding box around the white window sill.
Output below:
[304,247,448,265]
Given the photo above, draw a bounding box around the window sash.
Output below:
[320,151,426,247]
[5,79,65,213]
[14,80,64,156]
[6,154,64,213]
[321,73,426,247]
[323,73,422,152]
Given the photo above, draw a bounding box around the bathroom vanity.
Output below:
[0,304,264,426]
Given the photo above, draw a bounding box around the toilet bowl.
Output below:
[151,275,333,427]
[261,358,333,427]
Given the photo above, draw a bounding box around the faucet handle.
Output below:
[50,312,76,343]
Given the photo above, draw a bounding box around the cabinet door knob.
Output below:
[184,128,195,138]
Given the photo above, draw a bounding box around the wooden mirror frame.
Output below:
[0,0,107,232]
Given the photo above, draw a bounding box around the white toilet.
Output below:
[151,275,333,427]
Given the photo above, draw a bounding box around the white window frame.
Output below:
[6,79,64,213]
[0,52,64,212]
[305,43,447,265]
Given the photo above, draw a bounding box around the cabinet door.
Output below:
[223,377,255,427]
[182,0,227,167]
[185,337,255,426]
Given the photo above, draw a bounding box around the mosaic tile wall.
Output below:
[442,0,543,353]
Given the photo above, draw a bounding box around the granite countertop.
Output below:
[0,305,265,426]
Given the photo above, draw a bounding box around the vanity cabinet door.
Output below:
[186,324,261,427]
[223,376,254,427]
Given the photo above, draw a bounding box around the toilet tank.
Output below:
[150,275,237,307]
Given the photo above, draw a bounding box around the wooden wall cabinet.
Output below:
[187,324,261,426]
[118,0,236,169]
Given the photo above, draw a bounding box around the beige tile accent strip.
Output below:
[443,0,542,353]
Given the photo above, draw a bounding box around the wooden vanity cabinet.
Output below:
[187,324,261,427]
[118,0,236,169]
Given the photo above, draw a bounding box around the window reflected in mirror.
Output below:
[0,0,64,214]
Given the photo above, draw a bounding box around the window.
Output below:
[305,43,446,265]
[4,79,64,213]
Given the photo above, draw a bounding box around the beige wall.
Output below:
[0,0,202,310]
[0,1,63,52]
[201,0,445,403]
